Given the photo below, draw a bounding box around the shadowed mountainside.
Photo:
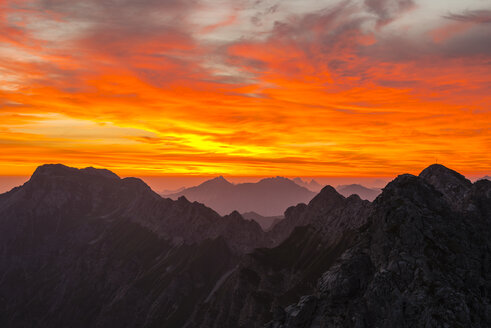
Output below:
[190,164,491,327]
[0,165,266,327]
[0,164,489,327]
[241,211,283,231]
[164,176,316,217]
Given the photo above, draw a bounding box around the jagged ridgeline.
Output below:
[0,164,489,327]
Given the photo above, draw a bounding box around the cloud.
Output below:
[444,9,491,24]
[0,0,489,176]
[364,0,415,25]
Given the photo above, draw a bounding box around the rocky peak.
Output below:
[419,164,472,208]
[32,164,120,180]
[267,185,370,246]
[307,185,345,212]
[3,164,271,255]
[262,166,491,328]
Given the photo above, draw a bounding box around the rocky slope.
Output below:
[192,164,491,327]
[0,163,489,328]
[0,164,266,254]
[189,185,371,327]
[0,164,266,327]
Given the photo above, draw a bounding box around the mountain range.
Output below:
[335,184,381,201]
[164,176,316,217]
[241,212,283,231]
[0,163,489,327]
[292,178,324,192]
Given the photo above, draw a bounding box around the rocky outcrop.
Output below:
[0,164,266,254]
[268,185,371,245]
[0,164,263,327]
[266,166,491,328]
[190,186,372,327]
[419,163,472,210]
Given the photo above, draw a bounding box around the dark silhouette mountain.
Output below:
[165,176,316,216]
[0,163,490,327]
[190,164,491,327]
[0,164,271,327]
[242,211,283,231]
[292,177,323,192]
[336,183,381,201]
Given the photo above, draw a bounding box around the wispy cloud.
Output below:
[0,0,489,176]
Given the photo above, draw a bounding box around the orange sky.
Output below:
[0,0,490,178]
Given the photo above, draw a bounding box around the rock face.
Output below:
[189,186,372,327]
[0,164,266,254]
[263,167,491,328]
[165,176,316,217]
[190,165,491,328]
[267,186,371,245]
[0,163,490,328]
[0,164,265,327]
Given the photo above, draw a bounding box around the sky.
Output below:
[0,0,490,179]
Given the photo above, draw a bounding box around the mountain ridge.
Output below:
[0,163,489,327]
[165,175,316,217]
[190,164,491,327]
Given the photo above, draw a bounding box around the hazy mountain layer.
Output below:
[241,212,283,231]
[336,184,381,201]
[165,176,316,216]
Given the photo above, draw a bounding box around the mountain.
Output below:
[242,211,283,231]
[478,175,490,181]
[292,177,323,192]
[160,186,185,195]
[1,163,490,327]
[190,164,491,327]
[165,176,316,217]
[336,183,381,201]
[0,164,271,327]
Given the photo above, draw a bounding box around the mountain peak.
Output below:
[419,164,471,203]
[203,175,232,186]
[419,164,469,183]
[32,164,120,180]
[307,185,345,210]
[258,176,298,187]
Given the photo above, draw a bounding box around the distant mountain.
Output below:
[241,211,283,231]
[292,177,323,192]
[159,186,185,195]
[336,183,381,201]
[165,176,316,216]
[478,175,490,181]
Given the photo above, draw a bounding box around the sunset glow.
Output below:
[0,0,490,177]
